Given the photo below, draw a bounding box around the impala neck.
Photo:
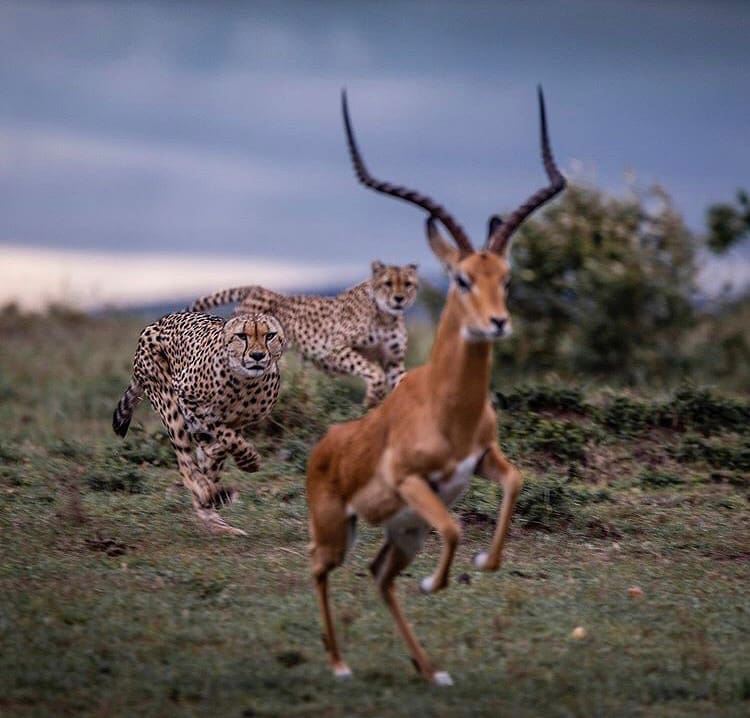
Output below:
[428,289,492,425]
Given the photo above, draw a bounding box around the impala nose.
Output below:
[249,351,266,362]
[490,316,508,335]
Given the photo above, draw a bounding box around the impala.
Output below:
[306,87,566,685]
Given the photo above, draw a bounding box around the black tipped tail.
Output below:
[112,383,142,438]
[112,407,132,438]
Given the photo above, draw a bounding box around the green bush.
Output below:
[659,387,750,435]
[599,396,656,437]
[494,384,587,414]
[674,436,750,471]
[504,414,592,463]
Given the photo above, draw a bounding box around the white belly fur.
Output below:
[384,450,484,533]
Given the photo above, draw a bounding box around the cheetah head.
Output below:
[370,261,419,316]
[223,313,286,378]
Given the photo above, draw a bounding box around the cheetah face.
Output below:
[223,314,286,378]
[370,261,419,316]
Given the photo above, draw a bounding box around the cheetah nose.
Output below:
[394,295,404,304]
[249,351,265,361]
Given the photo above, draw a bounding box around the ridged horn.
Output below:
[342,89,474,255]
[487,86,566,254]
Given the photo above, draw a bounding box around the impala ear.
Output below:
[426,217,460,271]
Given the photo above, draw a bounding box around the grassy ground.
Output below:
[1,310,748,717]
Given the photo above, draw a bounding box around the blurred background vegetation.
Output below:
[417,183,750,391]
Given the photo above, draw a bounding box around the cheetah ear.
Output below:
[371,260,385,276]
[407,263,418,272]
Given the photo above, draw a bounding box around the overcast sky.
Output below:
[1,0,748,308]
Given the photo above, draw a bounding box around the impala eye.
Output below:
[455,274,472,293]
[265,332,277,342]
[504,277,512,291]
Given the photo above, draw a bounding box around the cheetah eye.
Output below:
[384,280,393,288]
[234,332,248,340]
[265,332,277,342]
[454,274,472,293]
[404,281,414,289]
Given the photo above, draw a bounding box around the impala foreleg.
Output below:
[473,444,522,571]
[397,474,462,594]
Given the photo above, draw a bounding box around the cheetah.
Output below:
[188,261,418,408]
[112,311,286,536]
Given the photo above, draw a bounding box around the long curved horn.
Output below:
[487,86,566,254]
[342,89,474,255]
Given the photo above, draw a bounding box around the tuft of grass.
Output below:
[83,459,147,494]
[639,468,686,488]
[514,475,577,530]
[0,440,22,463]
[116,427,176,467]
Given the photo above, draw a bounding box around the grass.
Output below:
[1,311,749,717]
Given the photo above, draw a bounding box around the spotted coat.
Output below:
[112,311,286,535]
[189,261,418,407]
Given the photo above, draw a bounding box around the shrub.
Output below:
[674,436,750,471]
[599,396,656,437]
[494,384,587,414]
[659,387,750,435]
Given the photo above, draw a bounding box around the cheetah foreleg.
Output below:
[318,347,388,408]
[211,426,261,474]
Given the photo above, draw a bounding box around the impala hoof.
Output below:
[473,551,489,569]
[419,575,436,594]
[432,670,453,687]
[333,663,352,679]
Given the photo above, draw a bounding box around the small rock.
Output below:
[571,626,587,640]
[627,586,644,599]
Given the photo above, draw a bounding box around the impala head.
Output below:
[342,86,566,343]
[370,260,419,316]
[223,313,286,377]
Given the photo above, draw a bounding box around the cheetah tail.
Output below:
[112,382,143,438]
[186,286,257,313]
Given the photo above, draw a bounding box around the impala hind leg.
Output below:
[473,443,522,571]
[309,494,355,679]
[370,528,453,686]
